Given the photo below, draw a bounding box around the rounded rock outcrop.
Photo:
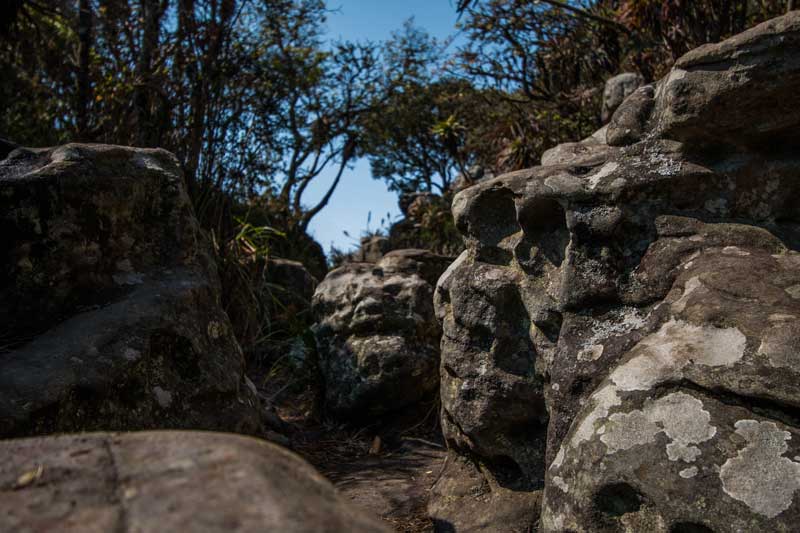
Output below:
[0,143,260,437]
[431,12,800,532]
[313,249,452,419]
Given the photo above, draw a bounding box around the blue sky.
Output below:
[304,1,461,253]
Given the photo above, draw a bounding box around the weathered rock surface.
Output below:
[601,72,644,123]
[0,431,389,532]
[313,249,452,418]
[0,144,260,437]
[432,12,800,532]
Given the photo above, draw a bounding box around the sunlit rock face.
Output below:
[431,12,800,532]
[313,249,453,419]
[0,144,261,437]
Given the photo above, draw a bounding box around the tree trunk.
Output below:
[134,0,164,147]
[76,0,92,140]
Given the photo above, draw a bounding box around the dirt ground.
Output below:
[254,362,447,532]
[321,437,445,532]
[288,411,447,532]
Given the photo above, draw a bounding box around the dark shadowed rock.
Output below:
[0,431,389,533]
[0,137,17,160]
[313,249,452,419]
[0,144,260,437]
[432,12,800,532]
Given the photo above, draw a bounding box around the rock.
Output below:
[606,84,655,146]
[352,235,391,263]
[432,13,800,532]
[601,72,644,123]
[313,249,452,419]
[539,125,608,166]
[0,431,389,533]
[452,165,495,193]
[265,257,318,325]
[0,137,17,160]
[0,143,260,437]
[653,12,800,147]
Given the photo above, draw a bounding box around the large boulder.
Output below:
[0,431,389,532]
[0,144,260,437]
[313,249,452,419]
[432,12,800,532]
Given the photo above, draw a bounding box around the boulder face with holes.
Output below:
[0,144,261,437]
[431,13,800,533]
[313,249,453,419]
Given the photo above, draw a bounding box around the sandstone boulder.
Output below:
[432,12,800,532]
[0,431,388,533]
[0,144,260,437]
[313,249,451,418]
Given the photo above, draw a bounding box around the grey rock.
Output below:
[0,431,389,533]
[601,72,644,123]
[606,84,655,146]
[0,144,261,437]
[432,12,800,532]
[653,12,800,147]
[313,249,451,418]
[540,125,608,167]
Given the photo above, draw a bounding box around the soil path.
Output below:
[321,438,446,532]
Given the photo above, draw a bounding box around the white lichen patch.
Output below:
[583,307,648,348]
[153,386,173,408]
[680,466,699,478]
[671,276,703,313]
[722,246,750,256]
[577,345,604,362]
[587,162,619,189]
[123,348,141,362]
[600,392,716,462]
[609,319,746,392]
[551,446,566,470]
[757,324,798,369]
[785,284,800,299]
[572,384,621,446]
[720,420,800,518]
[133,152,166,172]
[552,476,570,493]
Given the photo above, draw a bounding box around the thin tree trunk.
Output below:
[134,0,163,147]
[76,0,92,140]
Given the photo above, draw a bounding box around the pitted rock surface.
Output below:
[313,249,452,418]
[0,144,260,437]
[432,12,800,532]
[0,431,389,533]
